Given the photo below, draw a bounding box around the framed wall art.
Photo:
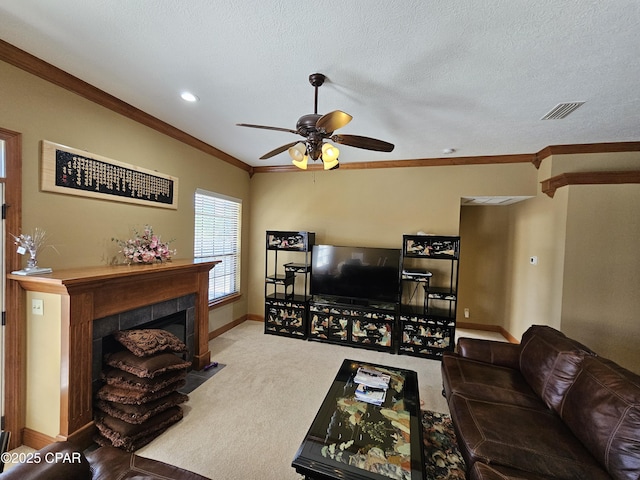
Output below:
[41,140,178,209]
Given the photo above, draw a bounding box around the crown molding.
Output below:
[533,142,640,168]
[0,39,253,174]
[3,39,639,176]
[252,153,537,174]
[541,170,640,198]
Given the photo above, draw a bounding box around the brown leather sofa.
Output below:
[0,440,210,479]
[441,325,640,480]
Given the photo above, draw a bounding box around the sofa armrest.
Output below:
[87,446,211,480]
[0,441,92,480]
[457,337,521,369]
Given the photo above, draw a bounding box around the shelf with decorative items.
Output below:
[308,299,396,352]
[398,234,460,360]
[264,231,315,339]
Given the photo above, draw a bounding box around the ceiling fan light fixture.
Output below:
[238,73,394,167]
[292,156,308,170]
[289,142,308,169]
[323,158,339,170]
[321,142,339,162]
[288,142,307,161]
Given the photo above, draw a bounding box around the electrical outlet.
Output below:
[464,308,470,318]
[32,298,44,316]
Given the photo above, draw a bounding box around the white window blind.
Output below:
[194,189,241,301]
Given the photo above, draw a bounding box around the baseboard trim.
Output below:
[209,315,248,340]
[22,428,56,450]
[456,322,518,343]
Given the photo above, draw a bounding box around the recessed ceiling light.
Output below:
[180,92,199,102]
[442,148,456,154]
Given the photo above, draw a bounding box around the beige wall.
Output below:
[561,184,640,372]
[248,163,539,317]
[502,188,569,338]
[458,205,510,327]
[461,153,640,372]
[1,60,251,332]
[25,291,61,437]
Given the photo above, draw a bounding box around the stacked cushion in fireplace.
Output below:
[94,329,191,451]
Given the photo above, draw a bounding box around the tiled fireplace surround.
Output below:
[92,294,196,392]
[7,259,218,450]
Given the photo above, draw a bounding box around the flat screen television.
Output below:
[311,245,401,305]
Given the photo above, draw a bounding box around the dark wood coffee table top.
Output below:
[292,359,424,480]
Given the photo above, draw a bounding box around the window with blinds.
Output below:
[194,188,242,302]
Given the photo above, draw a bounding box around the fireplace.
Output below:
[8,259,218,449]
[93,294,195,393]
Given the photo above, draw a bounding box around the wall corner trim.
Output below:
[541,170,640,198]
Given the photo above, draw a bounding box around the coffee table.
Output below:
[292,359,424,480]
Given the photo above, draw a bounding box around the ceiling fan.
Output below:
[237,73,394,170]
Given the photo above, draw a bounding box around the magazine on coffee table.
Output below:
[355,384,387,406]
[354,367,391,390]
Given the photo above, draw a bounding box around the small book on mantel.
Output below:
[355,383,387,406]
[354,367,391,390]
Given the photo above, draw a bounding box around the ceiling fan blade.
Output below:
[237,123,298,135]
[331,134,395,152]
[259,141,300,160]
[316,110,352,133]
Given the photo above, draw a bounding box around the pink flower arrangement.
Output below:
[113,225,175,264]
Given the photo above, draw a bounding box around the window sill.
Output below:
[209,292,242,309]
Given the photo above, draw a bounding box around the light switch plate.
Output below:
[32,298,44,316]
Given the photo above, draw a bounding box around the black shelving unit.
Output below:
[398,235,460,359]
[264,231,315,338]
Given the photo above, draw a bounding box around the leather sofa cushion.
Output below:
[87,445,211,480]
[559,356,640,480]
[448,393,610,480]
[470,462,561,480]
[441,354,546,409]
[456,338,522,370]
[519,326,593,413]
[0,441,92,480]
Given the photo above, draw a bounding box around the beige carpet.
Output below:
[135,321,501,479]
[4,321,503,477]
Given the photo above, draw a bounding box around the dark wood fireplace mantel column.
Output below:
[8,258,218,448]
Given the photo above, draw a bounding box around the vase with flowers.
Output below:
[113,225,175,264]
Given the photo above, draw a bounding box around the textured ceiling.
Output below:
[1,0,639,168]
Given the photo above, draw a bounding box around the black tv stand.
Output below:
[308,296,398,352]
[313,295,398,311]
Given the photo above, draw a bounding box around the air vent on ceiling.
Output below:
[540,102,585,120]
